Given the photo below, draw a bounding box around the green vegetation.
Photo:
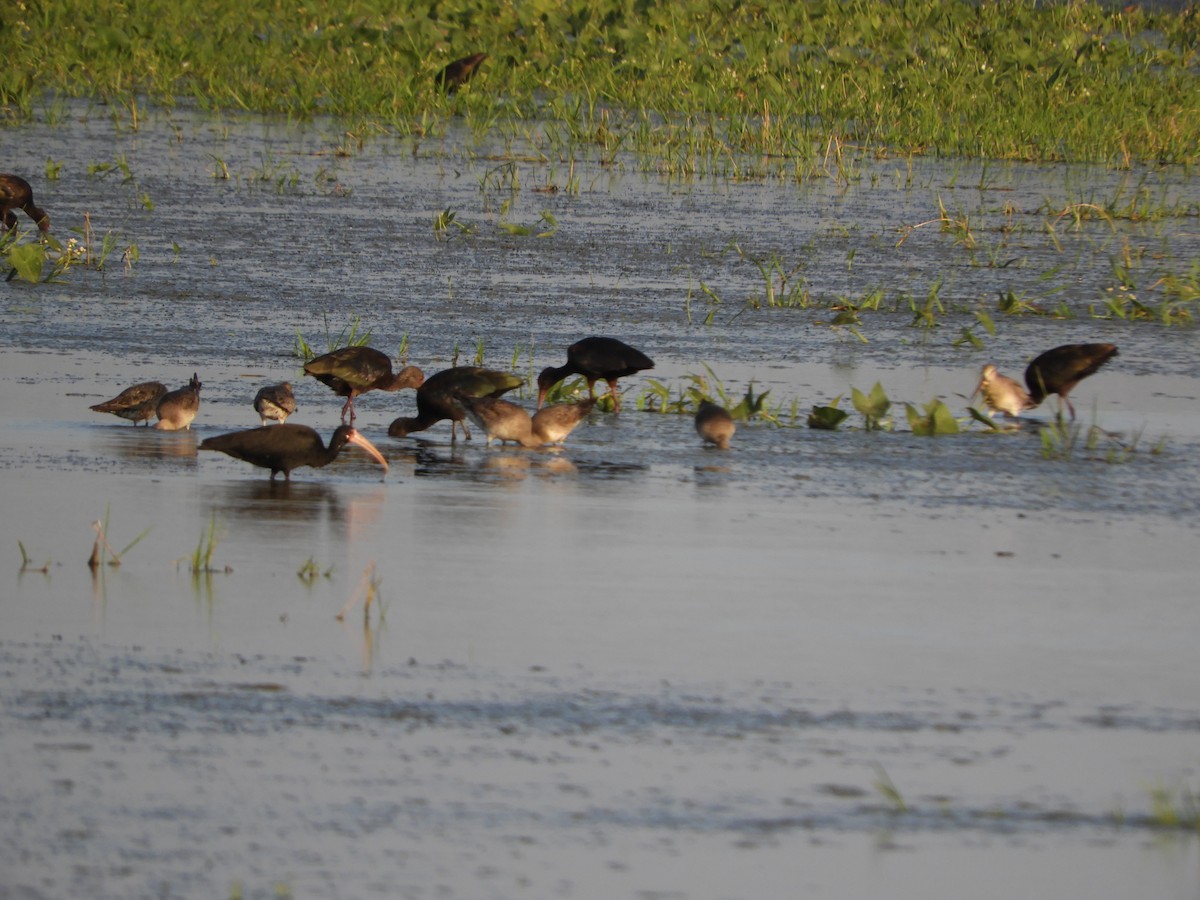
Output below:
[2,1,1197,167]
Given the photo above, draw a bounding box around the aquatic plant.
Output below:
[1147,782,1200,832]
[807,397,848,431]
[335,560,382,624]
[3,0,1197,167]
[905,398,960,436]
[872,765,907,814]
[187,513,224,575]
[297,557,333,583]
[18,541,51,574]
[293,314,373,360]
[851,382,891,432]
[87,505,151,569]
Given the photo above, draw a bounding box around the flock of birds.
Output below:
[81,336,1119,481]
[6,169,1120,480]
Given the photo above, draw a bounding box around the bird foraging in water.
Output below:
[90,381,168,426]
[253,382,296,425]
[973,365,1035,418]
[975,343,1118,421]
[437,53,487,92]
[201,424,389,481]
[537,336,654,412]
[1025,343,1118,420]
[695,400,735,449]
[457,396,596,448]
[155,374,202,431]
[387,367,523,441]
[303,346,424,422]
[0,174,50,232]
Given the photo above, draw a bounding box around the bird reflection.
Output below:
[100,428,199,463]
[205,479,345,525]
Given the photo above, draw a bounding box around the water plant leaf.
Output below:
[851,382,891,430]
[905,399,959,436]
[5,244,46,283]
[807,400,848,431]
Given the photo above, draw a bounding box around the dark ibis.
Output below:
[695,400,735,449]
[0,174,50,232]
[1025,343,1118,420]
[537,336,653,412]
[90,381,168,426]
[253,382,296,425]
[155,374,202,431]
[388,367,522,441]
[437,53,487,92]
[201,424,389,481]
[303,346,424,422]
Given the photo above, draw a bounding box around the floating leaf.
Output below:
[5,243,46,283]
[906,399,959,436]
[808,400,848,430]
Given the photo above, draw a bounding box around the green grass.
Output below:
[2,1,1197,167]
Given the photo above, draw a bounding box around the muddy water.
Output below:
[2,105,1199,898]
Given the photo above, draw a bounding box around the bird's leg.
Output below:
[607,378,621,412]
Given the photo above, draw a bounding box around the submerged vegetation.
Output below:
[1,1,1198,167]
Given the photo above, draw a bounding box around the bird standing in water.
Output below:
[695,400,735,449]
[388,367,522,441]
[303,346,424,422]
[90,381,168,426]
[253,382,297,425]
[537,336,654,412]
[457,396,595,448]
[975,343,1118,421]
[0,174,50,232]
[201,424,389,481]
[155,374,202,431]
[1025,343,1118,420]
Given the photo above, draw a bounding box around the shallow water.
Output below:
[2,105,1199,898]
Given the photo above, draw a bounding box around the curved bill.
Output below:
[346,429,389,475]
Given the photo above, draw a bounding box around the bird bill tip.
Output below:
[347,431,389,474]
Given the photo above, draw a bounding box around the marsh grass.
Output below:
[293,314,373,360]
[87,505,151,569]
[3,1,1197,167]
[335,560,382,624]
[182,513,227,576]
[297,557,333,583]
[18,541,51,574]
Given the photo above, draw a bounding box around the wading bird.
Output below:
[201,424,388,481]
[253,382,296,425]
[458,396,596,448]
[437,53,487,92]
[694,400,735,449]
[537,336,654,412]
[975,343,1118,421]
[388,367,522,441]
[303,346,424,422]
[155,374,202,431]
[0,174,50,232]
[90,381,168,426]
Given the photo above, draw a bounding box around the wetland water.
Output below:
[2,105,1199,898]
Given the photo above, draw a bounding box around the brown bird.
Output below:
[695,400,735,449]
[537,336,654,412]
[1025,343,1118,420]
[90,381,168,426]
[200,424,389,481]
[388,367,522,441]
[973,364,1035,418]
[437,53,487,92]
[531,398,596,445]
[0,174,50,232]
[253,382,297,425]
[457,396,594,448]
[155,374,202,431]
[303,346,424,422]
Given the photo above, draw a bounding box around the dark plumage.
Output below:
[0,174,50,232]
[536,336,654,412]
[253,382,297,425]
[1024,343,1119,420]
[695,400,735,449]
[90,381,168,426]
[201,424,389,481]
[388,367,522,440]
[155,374,202,431]
[303,346,424,422]
[437,53,488,92]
